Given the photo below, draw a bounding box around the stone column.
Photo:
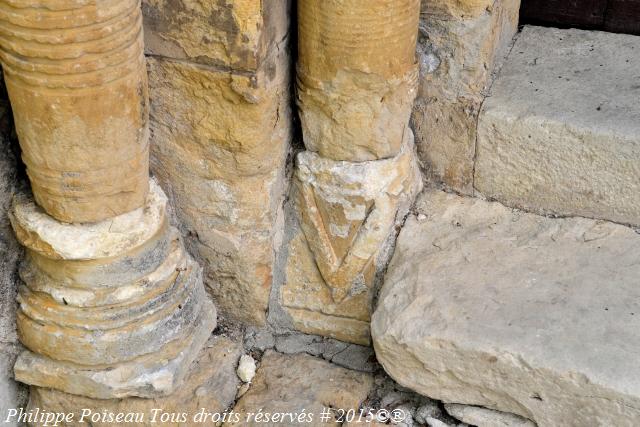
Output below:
[283,0,423,344]
[0,0,215,399]
[0,0,149,223]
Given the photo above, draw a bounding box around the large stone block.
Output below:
[143,0,288,72]
[373,190,640,426]
[0,0,149,222]
[24,336,241,427]
[412,0,519,193]
[475,26,640,226]
[10,181,216,399]
[148,52,290,326]
[297,0,420,161]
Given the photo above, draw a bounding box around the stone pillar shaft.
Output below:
[288,1,423,343]
[297,0,420,162]
[0,0,149,223]
[0,1,215,400]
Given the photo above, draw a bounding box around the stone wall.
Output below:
[412,0,520,194]
[0,75,27,425]
[143,0,292,326]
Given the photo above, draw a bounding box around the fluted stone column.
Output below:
[0,0,149,223]
[0,0,215,399]
[283,0,423,344]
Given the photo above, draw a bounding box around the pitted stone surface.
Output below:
[0,0,150,222]
[11,180,216,398]
[297,0,420,161]
[280,135,422,344]
[148,29,291,326]
[412,0,519,193]
[25,336,241,426]
[444,404,535,427]
[476,26,640,226]
[227,351,374,426]
[373,190,640,426]
[9,180,167,261]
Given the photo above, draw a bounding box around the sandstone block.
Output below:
[278,135,421,345]
[143,0,288,72]
[227,351,374,426]
[475,26,640,226]
[11,180,216,399]
[444,404,535,427]
[148,45,290,325]
[25,336,241,427]
[412,0,519,193]
[373,190,640,426]
[297,0,420,161]
[0,0,149,222]
[295,133,422,304]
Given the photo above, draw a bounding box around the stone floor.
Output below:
[24,314,539,427]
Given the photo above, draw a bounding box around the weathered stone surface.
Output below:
[25,336,241,427]
[148,27,291,325]
[9,180,166,261]
[0,79,27,425]
[373,190,640,426]
[277,135,421,344]
[475,26,640,226]
[227,351,374,426]
[412,0,519,193]
[1,344,27,426]
[11,180,216,398]
[0,0,149,222]
[143,0,288,72]
[445,404,535,427]
[297,0,420,161]
[295,134,422,304]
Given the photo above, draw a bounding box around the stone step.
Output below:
[475,26,640,227]
[372,190,640,427]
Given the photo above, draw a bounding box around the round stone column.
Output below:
[0,0,149,223]
[297,0,420,162]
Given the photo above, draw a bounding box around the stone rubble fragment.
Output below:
[237,354,257,383]
[10,181,216,399]
[445,403,536,427]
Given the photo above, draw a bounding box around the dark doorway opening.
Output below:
[519,0,640,35]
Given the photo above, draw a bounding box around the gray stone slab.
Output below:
[475,26,640,226]
[373,190,640,427]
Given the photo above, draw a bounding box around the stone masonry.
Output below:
[144,0,292,326]
[0,0,215,400]
[412,0,520,194]
[282,0,423,345]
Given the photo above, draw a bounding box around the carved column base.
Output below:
[280,132,422,344]
[9,180,216,399]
